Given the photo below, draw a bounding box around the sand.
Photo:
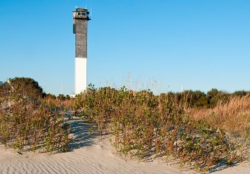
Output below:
[0,116,249,174]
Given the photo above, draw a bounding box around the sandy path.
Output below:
[0,116,249,174]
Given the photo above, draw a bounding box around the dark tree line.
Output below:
[164,88,249,109]
[1,77,249,108]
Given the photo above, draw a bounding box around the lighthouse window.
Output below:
[78,12,81,15]
[82,13,86,15]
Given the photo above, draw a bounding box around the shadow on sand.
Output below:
[64,112,100,151]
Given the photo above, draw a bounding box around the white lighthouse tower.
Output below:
[73,8,90,95]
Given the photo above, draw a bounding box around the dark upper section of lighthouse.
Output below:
[73,8,90,21]
[73,8,90,34]
[73,8,90,58]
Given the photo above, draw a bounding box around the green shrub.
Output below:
[74,86,239,171]
[0,92,70,152]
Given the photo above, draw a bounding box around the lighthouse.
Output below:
[73,8,90,95]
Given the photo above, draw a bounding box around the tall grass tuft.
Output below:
[186,95,250,138]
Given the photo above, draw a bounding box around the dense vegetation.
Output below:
[1,77,250,171]
[73,86,249,171]
[0,78,70,152]
[2,77,44,98]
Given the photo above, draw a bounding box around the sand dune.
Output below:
[0,139,195,174]
[0,116,249,174]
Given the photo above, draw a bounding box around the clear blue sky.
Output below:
[1,0,250,95]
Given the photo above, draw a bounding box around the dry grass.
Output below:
[186,95,250,138]
[42,97,74,110]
